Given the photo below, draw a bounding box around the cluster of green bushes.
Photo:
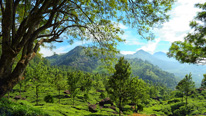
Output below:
[0,98,49,116]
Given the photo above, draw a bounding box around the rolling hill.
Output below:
[126,50,206,86]
[46,46,178,89]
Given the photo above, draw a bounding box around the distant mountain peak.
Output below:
[137,49,146,52]
[134,49,151,55]
[153,51,166,56]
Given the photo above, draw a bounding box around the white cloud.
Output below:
[118,23,128,29]
[154,0,205,43]
[137,38,161,54]
[120,51,136,55]
[39,41,83,57]
[121,30,145,46]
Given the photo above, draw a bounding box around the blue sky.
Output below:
[40,0,205,57]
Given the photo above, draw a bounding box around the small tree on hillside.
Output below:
[106,57,132,116]
[29,62,47,105]
[80,73,93,102]
[130,77,149,112]
[51,69,67,104]
[67,71,82,105]
[176,73,195,107]
[201,74,206,88]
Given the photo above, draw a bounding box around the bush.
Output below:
[100,92,106,99]
[136,104,144,112]
[170,102,185,113]
[197,95,204,100]
[44,95,54,103]
[162,106,172,116]
[0,98,49,116]
[174,91,183,98]
[173,104,194,116]
[167,98,181,104]
[83,93,89,101]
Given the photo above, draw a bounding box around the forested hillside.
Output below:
[125,50,206,86]
[46,46,178,89]
[46,46,99,72]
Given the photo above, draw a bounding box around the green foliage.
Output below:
[25,62,48,105]
[129,77,149,112]
[168,2,206,64]
[106,57,132,115]
[170,102,185,113]
[0,98,49,116]
[100,92,106,99]
[167,98,181,104]
[67,71,82,105]
[44,95,54,103]
[162,106,172,116]
[80,72,93,94]
[176,73,195,106]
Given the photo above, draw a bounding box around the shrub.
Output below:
[162,106,172,115]
[44,95,54,103]
[172,103,194,116]
[100,92,106,99]
[170,102,185,113]
[167,98,180,104]
[136,104,144,112]
[197,95,204,100]
[83,93,89,101]
[0,98,49,116]
[174,91,183,98]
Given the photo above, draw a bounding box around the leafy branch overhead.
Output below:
[168,2,206,64]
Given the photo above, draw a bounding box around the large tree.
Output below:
[0,0,175,97]
[168,2,206,64]
[106,57,132,116]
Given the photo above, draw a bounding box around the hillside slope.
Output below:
[126,50,206,86]
[46,46,178,89]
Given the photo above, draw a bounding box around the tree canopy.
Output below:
[168,2,206,64]
[0,0,175,98]
[176,73,195,107]
[106,57,132,116]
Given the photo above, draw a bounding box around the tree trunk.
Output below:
[0,53,32,98]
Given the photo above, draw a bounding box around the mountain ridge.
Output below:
[45,46,178,88]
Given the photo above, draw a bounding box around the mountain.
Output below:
[128,50,206,86]
[153,52,176,62]
[46,46,178,89]
[46,46,99,72]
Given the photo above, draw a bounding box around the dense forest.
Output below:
[46,46,178,89]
